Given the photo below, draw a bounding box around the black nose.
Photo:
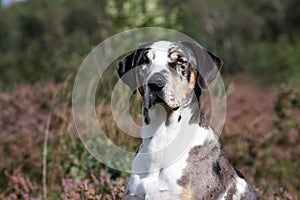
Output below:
[147,73,167,91]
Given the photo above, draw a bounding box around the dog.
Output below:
[117,41,259,200]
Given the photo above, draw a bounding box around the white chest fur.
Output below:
[126,105,217,199]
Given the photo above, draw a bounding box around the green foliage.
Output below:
[245,37,300,84]
[0,0,107,90]
[106,0,168,30]
[108,0,185,31]
[0,0,184,91]
[1,0,300,90]
[274,82,300,131]
[180,0,300,81]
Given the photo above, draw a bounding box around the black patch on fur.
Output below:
[118,48,146,92]
[234,167,246,180]
[213,161,221,179]
[144,118,150,125]
[178,115,181,122]
[117,42,154,92]
[134,146,140,158]
[143,107,151,125]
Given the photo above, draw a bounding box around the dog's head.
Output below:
[117,41,223,111]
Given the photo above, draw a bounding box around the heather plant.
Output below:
[0,82,132,199]
[61,169,125,200]
[5,173,39,200]
[0,76,299,199]
[222,75,299,198]
[0,82,61,199]
[274,82,300,132]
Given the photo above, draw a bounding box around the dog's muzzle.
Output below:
[145,73,180,111]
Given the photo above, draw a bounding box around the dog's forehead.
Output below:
[148,41,172,65]
[147,41,192,59]
[149,41,173,51]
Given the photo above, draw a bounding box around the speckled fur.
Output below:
[177,140,236,199]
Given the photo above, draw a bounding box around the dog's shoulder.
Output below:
[177,138,260,199]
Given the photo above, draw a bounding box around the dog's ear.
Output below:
[117,49,144,92]
[181,41,223,90]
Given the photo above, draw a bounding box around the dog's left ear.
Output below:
[181,41,223,90]
[117,49,144,92]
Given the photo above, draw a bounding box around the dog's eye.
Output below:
[177,60,183,65]
[176,57,186,65]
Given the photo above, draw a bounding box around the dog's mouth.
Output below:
[155,96,180,111]
[145,92,180,111]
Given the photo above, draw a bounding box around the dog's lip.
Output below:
[152,96,180,111]
[172,106,180,111]
[145,91,180,110]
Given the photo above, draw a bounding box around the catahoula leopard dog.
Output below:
[117,41,259,200]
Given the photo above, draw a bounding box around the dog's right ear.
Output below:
[117,49,144,93]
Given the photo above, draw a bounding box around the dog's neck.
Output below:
[141,104,185,139]
[141,97,212,152]
[133,100,216,173]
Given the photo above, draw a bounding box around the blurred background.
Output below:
[0,0,299,199]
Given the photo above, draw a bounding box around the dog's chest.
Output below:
[127,122,216,199]
[129,153,189,199]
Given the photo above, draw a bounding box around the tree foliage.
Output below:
[0,0,300,90]
[180,0,300,79]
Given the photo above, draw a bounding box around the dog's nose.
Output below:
[147,73,167,91]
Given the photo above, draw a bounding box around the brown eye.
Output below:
[176,57,186,65]
[177,60,183,65]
